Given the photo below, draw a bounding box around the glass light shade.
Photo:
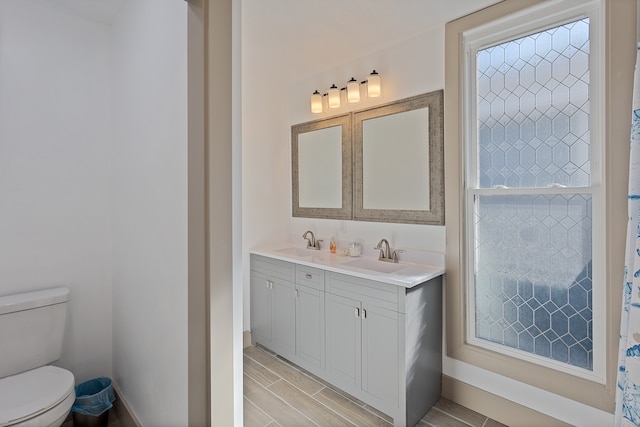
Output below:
[311,90,323,113]
[346,78,360,103]
[328,84,340,108]
[367,70,381,97]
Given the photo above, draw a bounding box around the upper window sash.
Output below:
[462,0,604,191]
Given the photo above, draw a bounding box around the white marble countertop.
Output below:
[250,246,445,288]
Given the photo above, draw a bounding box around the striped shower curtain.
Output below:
[616,43,640,426]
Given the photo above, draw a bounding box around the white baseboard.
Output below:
[442,375,571,427]
[112,381,143,427]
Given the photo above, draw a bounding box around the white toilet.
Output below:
[0,287,75,427]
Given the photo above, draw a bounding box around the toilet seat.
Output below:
[0,366,74,427]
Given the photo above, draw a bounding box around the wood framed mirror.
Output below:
[292,114,352,219]
[353,90,444,224]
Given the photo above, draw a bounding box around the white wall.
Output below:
[0,0,113,383]
[110,1,188,425]
[241,14,294,327]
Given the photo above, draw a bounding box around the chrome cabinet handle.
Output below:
[305,273,312,279]
[295,289,298,298]
[362,309,367,319]
[355,307,360,318]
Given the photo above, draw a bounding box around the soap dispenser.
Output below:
[329,237,336,253]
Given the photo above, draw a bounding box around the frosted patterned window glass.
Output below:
[475,194,592,369]
[476,18,590,189]
[472,18,593,371]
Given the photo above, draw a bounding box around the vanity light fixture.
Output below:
[311,90,323,113]
[366,70,381,97]
[346,77,360,103]
[328,84,341,109]
[310,70,381,114]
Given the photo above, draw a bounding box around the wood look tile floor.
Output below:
[244,345,507,427]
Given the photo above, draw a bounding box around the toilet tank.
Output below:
[0,287,70,378]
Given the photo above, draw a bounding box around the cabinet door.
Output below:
[271,277,295,357]
[361,303,399,406]
[295,284,324,371]
[325,293,361,390]
[250,271,272,346]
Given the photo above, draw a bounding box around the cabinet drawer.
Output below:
[251,254,295,282]
[296,265,324,291]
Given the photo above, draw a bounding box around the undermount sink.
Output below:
[343,258,406,273]
[275,247,320,257]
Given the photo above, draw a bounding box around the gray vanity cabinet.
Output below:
[362,301,400,404]
[250,255,325,374]
[294,265,325,375]
[326,290,400,404]
[250,253,443,427]
[325,292,362,388]
[250,255,296,359]
[325,273,401,412]
[325,271,442,427]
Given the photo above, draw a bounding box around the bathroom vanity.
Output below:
[249,248,444,427]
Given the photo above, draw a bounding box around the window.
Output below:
[468,18,597,372]
[445,0,634,415]
[464,10,603,380]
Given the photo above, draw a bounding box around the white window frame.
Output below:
[461,0,606,383]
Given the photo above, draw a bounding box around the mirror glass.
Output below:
[291,114,352,219]
[354,90,444,225]
[362,107,430,210]
[298,126,342,208]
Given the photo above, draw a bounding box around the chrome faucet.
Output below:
[374,238,403,263]
[302,230,322,250]
[374,238,392,262]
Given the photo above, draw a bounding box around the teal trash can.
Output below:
[71,377,115,427]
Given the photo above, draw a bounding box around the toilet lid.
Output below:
[0,366,74,426]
